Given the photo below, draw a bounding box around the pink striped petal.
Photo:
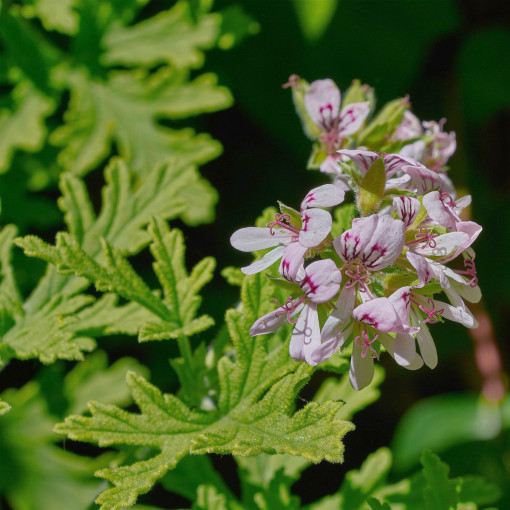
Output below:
[304,79,341,129]
[337,149,380,176]
[299,208,332,248]
[393,196,421,228]
[301,184,345,210]
[350,343,375,391]
[338,101,370,136]
[280,242,308,281]
[300,259,342,303]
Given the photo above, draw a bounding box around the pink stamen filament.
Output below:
[355,330,378,358]
[344,265,370,292]
[266,213,299,236]
[406,226,438,248]
[418,298,444,324]
[272,296,305,324]
[440,192,456,207]
[454,258,478,287]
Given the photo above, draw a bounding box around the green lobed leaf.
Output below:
[55,273,354,510]
[102,1,220,69]
[51,67,232,179]
[0,83,54,173]
[20,0,79,35]
[421,450,457,510]
[8,157,217,363]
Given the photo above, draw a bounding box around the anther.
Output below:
[419,298,444,324]
[266,213,298,236]
[355,330,378,358]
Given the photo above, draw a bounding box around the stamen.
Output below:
[440,192,455,207]
[266,213,299,236]
[271,296,304,324]
[419,298,444,324]
[354,330,378,358]
[344,265,370,292]
[407,226,438,248]
[454,258,478,287]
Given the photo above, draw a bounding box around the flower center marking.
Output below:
[454,258,478,287]
[418,298,444,324]
[266,213,299,236]
[355,330,378,358]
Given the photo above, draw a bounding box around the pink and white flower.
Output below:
[250,259,342,365]
[230,184,345,278]
[304,79,370,175]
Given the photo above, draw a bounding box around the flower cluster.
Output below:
[231,77,481,390]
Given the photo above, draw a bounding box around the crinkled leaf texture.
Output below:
[7,158,212,363]
[55,273,354,510]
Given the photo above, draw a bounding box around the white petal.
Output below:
[338,101,370,136]
[301,184,345,210]
[300,259,342,304]
[361,215,406,270]
[231,226,290,252]
[304,79,341,129]
[412,232,468,258]
[378,332,424,370]
[337,148,380,176]
[393,196,421,228]
[241,245,285,275]
[289,303,321,363]
[411,312,438,369]
[299,208,332,248]
[349,342,375,391]
[250,299,304,336]
[279,243,308,280]
[394,333,417,367]
[321,286,356,342]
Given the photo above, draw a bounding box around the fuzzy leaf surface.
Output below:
[55,273,354,510]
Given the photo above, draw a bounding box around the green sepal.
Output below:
[358,98,407,146]
[266,275,301,294]
[287,75,321,140]
[332,202,356,237]
[307,146,328,170]
[278,202,302,229]
[342,79,375,110]
[357,157,386,215]
[381,273,417,295]
[412,283,443,296]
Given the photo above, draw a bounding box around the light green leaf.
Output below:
[21,0,79,35]
[315,365,384,420]
[103,1,219,69]
[8,157,215,362]
[0,84,54,173]
[0,381,115,510]
[221,266,244,287]
[0,398,10,415]
[358,98,407,148]
[55,273,354,510]
[293,0,338,41]
[421,450,457,510]
[253,470,300,510]
[391,393,509,471]
[367,499,392,510]
[339,448,393,510]
[51,67,232,178]
[64,350,150,416]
